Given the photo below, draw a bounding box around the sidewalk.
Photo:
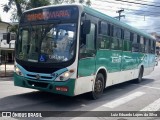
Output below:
[0,64,14,77]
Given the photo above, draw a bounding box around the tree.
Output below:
[3,0,51,21]
[51,0,91,6]
[9,24,18,33]
[3,0,51,34]
[79,0,84,4]
[3,0,25,21]
[86,0,91,6]
[26,0,51,10]
[3,0,91,22]
[3,0,91,34]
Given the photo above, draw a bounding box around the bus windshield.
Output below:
[17,23,77,63]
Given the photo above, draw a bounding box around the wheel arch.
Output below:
[95,67,107,88]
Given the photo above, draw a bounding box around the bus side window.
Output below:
[80,22,96,58]
[153,41,156,54]
[140,36,145,53]
[98,21,110,49]
[149,39,151,53]
[132,34,139,52]
[150,40,155,54]
[123,30,131,51]
[137,35,141,52]
[86,23,96,50]
[111,25,121,50]
[144,38,149,53]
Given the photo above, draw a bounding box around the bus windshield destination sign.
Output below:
[27,10,71,21]
[21,6,79,23]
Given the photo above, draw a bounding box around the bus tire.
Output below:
[89,73,104,100]
[135,67,143,83]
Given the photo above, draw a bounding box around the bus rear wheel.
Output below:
[135,67,143,83]
[89,73,104,100]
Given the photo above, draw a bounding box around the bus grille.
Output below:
[27,81,49,88]
[27,74,53,80]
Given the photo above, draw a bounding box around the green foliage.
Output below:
[86,0,91,6]
[3,0,91,35]
[9,24,18,34]
[3,0,91,22]
[79,0,84,4]
[3,0,51,21]
[3,0,24,20]
[26,0,51,10]
[51,0,91,5]
[3,0,51,33]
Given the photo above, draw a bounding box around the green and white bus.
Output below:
[14,4,156,99]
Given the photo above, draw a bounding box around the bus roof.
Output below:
[23,4,83,13]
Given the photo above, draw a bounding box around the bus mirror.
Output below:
[82,20,91,34]
[7,32,11,44]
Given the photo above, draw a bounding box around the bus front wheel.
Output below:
[89,73,104,100]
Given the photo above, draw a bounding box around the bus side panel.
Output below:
[75,57,96,95]
[106,70,134,86]
[143,54,155,76]
[95,49,122,85]
[74,76,94,95]
[121,51,138,71]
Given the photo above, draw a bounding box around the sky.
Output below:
[91,0,160,34]
[0,0,13,22]
[0,0,160,34]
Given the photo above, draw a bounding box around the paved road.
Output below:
[0,63,160,120]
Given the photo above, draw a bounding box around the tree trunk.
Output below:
[14,0,22,20]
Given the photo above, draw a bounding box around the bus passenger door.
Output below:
[78,23,96,78]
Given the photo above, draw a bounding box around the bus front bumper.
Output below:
[14,73,75,96]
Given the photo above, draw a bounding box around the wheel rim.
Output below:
[94,79,103,94]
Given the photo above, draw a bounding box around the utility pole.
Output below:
[116,9,125,21]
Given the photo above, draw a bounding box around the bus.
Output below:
[13,4,156,99]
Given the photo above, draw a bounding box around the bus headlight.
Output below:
[14,66,23,76]
[55,69,75,81]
